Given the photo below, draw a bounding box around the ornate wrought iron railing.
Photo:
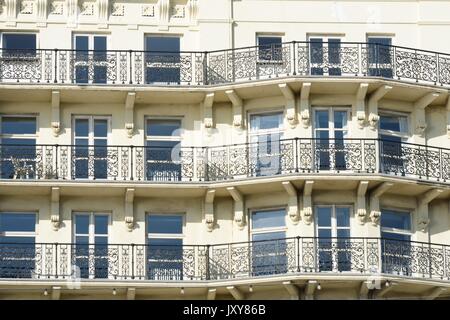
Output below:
[1,42,450,87]
[0,138,448,183]
[0,237,449,281]
[0,138,450,183]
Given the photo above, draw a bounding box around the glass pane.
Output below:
[337,229,350,238]
[258,37,282,47]
[75,236,89,244]
[317,207,332,227]
[315,111,329,129]
[334,111,347,129]
[3,34,36,56]
[0,213,35,232]
[381,210,411,231]
[145,37,180,53]
[94,215,108,235]
[328,38,341,64]
[147,215,183,234]
[146,120,181,137]
[94,119,108,138]
[75,119,89,137]
[75,215,89,234]
[310,38,323,64]
[1,117,36,135]
[318,229,332,238]
[381,232,411,242]
[252,231,286,242]
[380,115,407,133]
[252,209,286,229]
[94,36,107,51]
[258,36,282,61]
[75,36,89,51]
[95,236,108,245]
[250,113,283,131]
[336,207,350,227]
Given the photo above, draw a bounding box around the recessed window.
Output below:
[145,36,181,84]
[2,34,36,56]
[379,114,408,134]
[308,36,342,76]
[147,215,183,234]
[257,36,282,61]
[73,35,108,84]
[367,37,393,78]
[381,209,411,239]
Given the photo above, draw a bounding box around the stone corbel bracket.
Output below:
[36,0,48,27]
[279,83,298,128]
[300,83,311,128]
[98,0,109,29]
[356,181,369,224]
[282,181,300,224]
[413,92,441,137]
[225,90,244,129]
[188,0,199,26]
[51,187,61,231]
[301,181,314,225]
[204,189,216,232]
[417,188,443,232]
[203,93,215,129]
[5,0,17,26]
[369,182,393,225]
[368,85,392,130]
[356,83,369,129]
[125,92,136,138]
[227,187,245,229]
[446,97,450,138]
[51,91,61,137]
[66,0,78,27]
[158,0,170,30]
[125,188,135,232]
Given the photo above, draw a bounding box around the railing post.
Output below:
[295,137,299,173]
[203,51,209,85]
[129,50,133,84]
[131,243,135,279]
[53,49,58,83]
[296,236,300,272]
[55,243,58,278]
[55,144,59,179]
[292,41,297,76]
[130,145,134,181]
[205,244,210,280]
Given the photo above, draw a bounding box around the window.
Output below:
[379,112,409,175]
[309,36,342,75]
[251,208,287,276]
[145,119,182,181]
[73,213,109,279]
[316,206,352,272]
[313,108,350,170]
[147,214,184,280]
[73,116,110,179]
[249,112,284,176]
[2,33,36,57]
[0,116,37,179]
[381,209,412,275]
[73,35,108,84]
[0,212,36,278]
[367,37,393,78]
[145,36,181,84]
[257,36,283,61]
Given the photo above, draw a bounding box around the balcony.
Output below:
[0,237,449,282]
[0,42,449,88]
[0,139,448,184]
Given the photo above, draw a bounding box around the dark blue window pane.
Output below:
[381,210,411,231]
[336,207,350,227]
[1,117,36,135]
[147,215,183,234]
[317,207,332,227]
[258,36,282,61]
[310,38,323,64]
[75,215,89,234]
[93,36,107,61]
[252,231,286,242]
[381,232,411,242]
[75,119,89,137]
[94,119,108,137]
[252,209,286,230]
[3,34,36,56]
[328,39,341,64]
[380,115,406,132]
[94,216,108,235]
[145,37,180,83]
[0,213,35,232]
[145,37,180,54]
[147,120,181,136]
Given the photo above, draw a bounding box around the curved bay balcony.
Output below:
[0,139,449,184]
[1,42,450,88]
[0,237,449,282]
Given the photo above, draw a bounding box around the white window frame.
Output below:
[250,207,287,239]
[256,34,284,63]
[307,34,344,76]
[0,32,39,56]
[248,110,285,142]
[0,114,38,142]
[144,34,182,52]
[0,211,37,238]
[146,213,185,241]
[380,208,413,238]
[378,110,410,141]
[145,117,183,144]
[72,33,110,51]
[312,107,351,139]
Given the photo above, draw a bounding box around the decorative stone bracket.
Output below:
[417,188,444,232]
[301,181,314,225]
[356,181,369,224]
[125,188,135,232]
[98,0,109,28]
[225,90,243,129]
[369,182,393,225]
[158,0,170,30]
[356,83,369,129]
[125,92,136,138]
[279,84,297,128]
[51,91,61,137]
[50,187,61,231]
[204,189,216,232]
[368,85,392,130]
[282,181,300,224]
[36,0,48,27]
[5,0,17,26]
[413,92,441,137]
[227,187,245,229]
[203,93,215,129]
[300,83,311,128]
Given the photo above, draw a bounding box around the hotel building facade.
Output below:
[0,0,450,300]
